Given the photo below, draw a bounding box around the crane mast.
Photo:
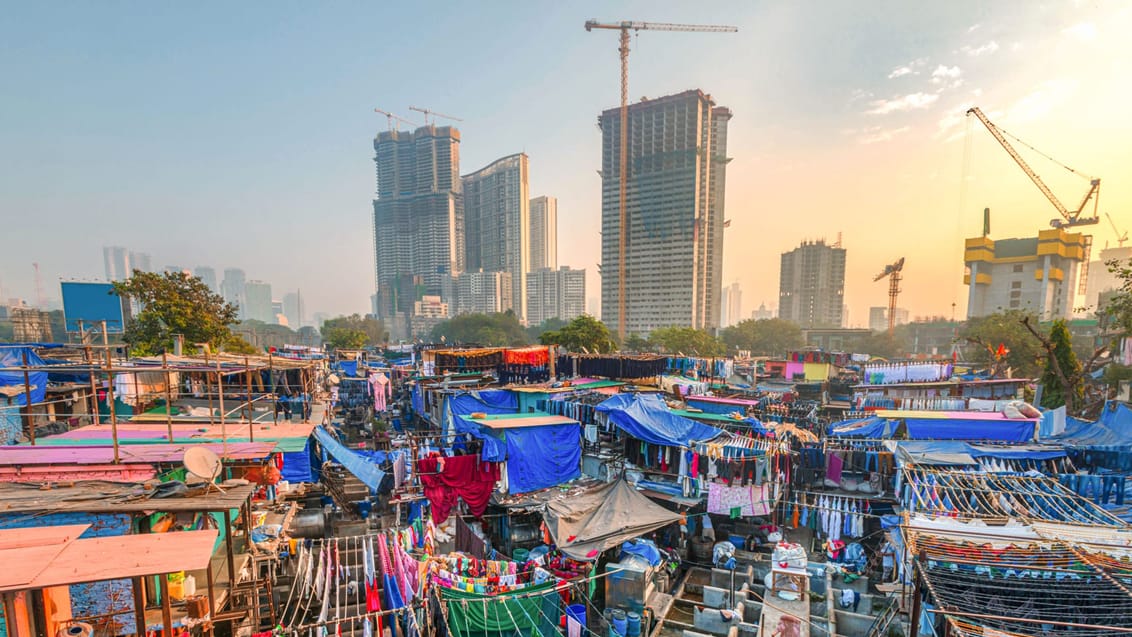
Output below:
[584,19,737,339]
[874,258,905,336]
[408,106,463,126]
[373,108,417,131]
[965,107,1100,228]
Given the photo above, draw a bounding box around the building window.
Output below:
[1011,281,1022,289]
[1010,290,1022,298]
[1013,264,1024,273]
[1009,299,1021,308]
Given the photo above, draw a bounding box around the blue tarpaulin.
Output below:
[280,439,314,483]
[312,426,384,491]
[893,440,1066,467]
[0,346,47,406]
[596,393,723,447]
[828,417,889,438]
[443,390,518,439]
[1051,401,1132,449]
[904,417,1034,442]
[455,415,581,494]
[336,361,359,377]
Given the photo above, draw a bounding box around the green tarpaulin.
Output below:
[441,581,561,637]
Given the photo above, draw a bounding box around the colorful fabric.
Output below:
[706,482,772,517]
[417,454,501,523]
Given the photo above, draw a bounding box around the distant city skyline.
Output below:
[3,3,1130,321]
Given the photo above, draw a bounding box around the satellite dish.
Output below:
[183,446,224,492]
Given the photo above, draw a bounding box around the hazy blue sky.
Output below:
[3,1,1129,325]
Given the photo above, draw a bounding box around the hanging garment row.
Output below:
[1057,473,1127,506]
[862,362,953,385]
[665,357,734,381]
[565,355,668,380]
[783,494,870,540]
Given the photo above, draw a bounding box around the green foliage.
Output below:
[1040,319,1084,410]
[845,331,907,359]
[538,315,617,353]
[647,326,726,357]
[321,314,387,346]
[526,317,568,342]
[224,334,260,355]
[961,310,1045,378]
[430,312,530,347]
[621,333,652,353]
[1103,364,1132,385]
[720,319,804,356]
[1100,257,1132,337]
[112,270,239,355]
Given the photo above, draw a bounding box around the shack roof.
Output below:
[33,422,314,452]
[0,441,278,465]
[462,413,577,429]
[0,524,217,592]
[686,395,762,407]
[873,409,1037,421]
[0,480,256,514]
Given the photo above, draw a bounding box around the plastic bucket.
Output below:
[566,604,586,630]
[626,611,641,637]
[513,548,530,563]
[728,534,746,550]
[356,501,372,519]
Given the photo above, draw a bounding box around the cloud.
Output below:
[888,66,915,79]
[1006,78,1080,123]
[962,41,1000,56]
[866,92,939,115]
[967,23,981,33]
[1062,22,1097,41]
[858,125,911,144]
[931,65,962,81]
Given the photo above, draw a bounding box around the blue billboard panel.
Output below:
[61,282,127,333]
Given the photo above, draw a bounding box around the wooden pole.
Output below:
[205,349,215,424]
[163,351,174,442]
[21,350,34,446]
[269,352,277,425]
[216,357,226,452]
[158,572,173,637]
[244,356,254,441]
[103,321,120,464]
[84,345,99,425]
[131,577,147,637]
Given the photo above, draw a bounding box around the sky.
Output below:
[2,1,1130,326]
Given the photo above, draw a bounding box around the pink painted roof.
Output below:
[0,441,278,465]
[0,526,217,592]
[52,422,314,441]
[687,395,761,407]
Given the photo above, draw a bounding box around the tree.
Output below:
[431,312,530,346]
[323,325,368,350]
[112,271,239,355]
[720,319,804,356]
[961,310,1045,378]
[647,326,726,357]
[845,332,907,360]
[622,333,652,353]
[321,314,387,346]
[1100,256,1132,337]
[526,317,569,342]
[539,315,617,353]
[1035,319,1084,411]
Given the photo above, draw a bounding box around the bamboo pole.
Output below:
[21,350,34,446]
[163,351,174,442]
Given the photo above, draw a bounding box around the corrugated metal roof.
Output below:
[0,441,278,465]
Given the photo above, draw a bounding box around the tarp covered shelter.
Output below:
[542,478,683,561]
[892,440,1067,467]
[0,346,47,406]
[596,393,723,447]
[1051,401,1132,449]
[312,426,383,491]
[456,413,581,494]
[828,410,1037,443]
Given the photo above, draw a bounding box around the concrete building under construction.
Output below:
[964,228,1089,320]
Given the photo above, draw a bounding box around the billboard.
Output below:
[61,281,128,333]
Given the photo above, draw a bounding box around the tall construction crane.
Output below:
[874,258,905,336]
[373,107,417,131]
[584,19,738,339]
[408,106,463,126]
[1106,213,1129,247]
[966,107,1101,229]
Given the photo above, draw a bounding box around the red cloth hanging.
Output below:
[417,454,501,522]
[503,346,550,366]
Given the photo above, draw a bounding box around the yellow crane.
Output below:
[966,106,1101,229]
[874,258,905,336]
[373,107,417,131]
[584,19,738,339]
[1106,213,1128,247]
[408,106,463,126]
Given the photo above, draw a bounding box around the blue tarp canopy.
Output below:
[442,389,518,438]
[455,413,581,494]
[828,416,889,438]
[1051,401,1132,449]
[0,346,48,406]
[596,393,723,447]
[312,426,384,491]
[893,440,1067,467]
[280,438,314,483]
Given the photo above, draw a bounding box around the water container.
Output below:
[611,608,628,636]
[728,534,746,550]
[513,547,530,563]
[566,604,586,630]
[183,574,197,597]
[626,611,641,637]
